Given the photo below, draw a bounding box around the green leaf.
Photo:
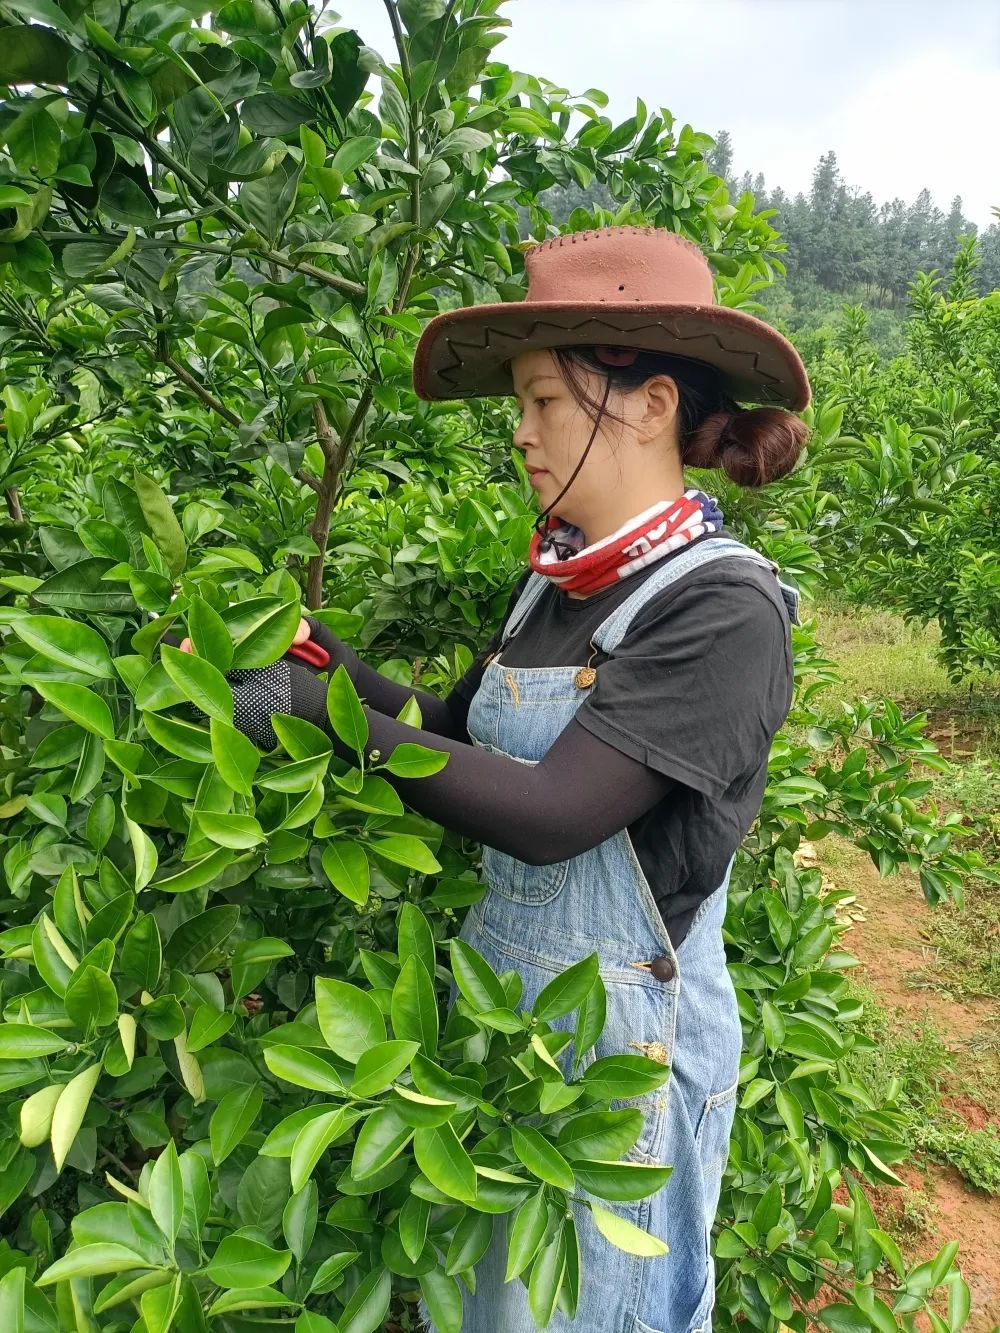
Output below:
[13,615,114,678]
[315,976,386,1062]
[370,833,441,875]
[390,954,438,1060]
[0,24,72,83]
[321,841,370,904]
[196,811,266,849]
[238,156,302,244]
[528,1229,565,1328]
[326,664,368,753]
[6,107,60,178]
[121,913,162,990]
[337,1266,391,1333]
[412,1123,477,1204]
[449,938,507,1012]
[270,713,332,760]
[51,1062,102,1171]
[327,27,365,117]
[186,1004,236,1053]
[160,644,233,723]
[556,1111,644,1162]
[64,964,118,1029]
[204,1236,292,1290]
[125,815,158,890]
[33,681,114,740]
[263,1045,346,1094]
[506,1188,548,1280]
[211,1085,264,1165]
[32,556,136,614]
[143,711,213,761]
[581,1055,671,1099]
[533,953,599,1022]
[817,1304,876,1333]
[211,718,261,795]
[0,1023,69,1059]
[382,741,449,777]
[289,1106,353,1194]
[133,472,187,578]
[188,597,233,671]
[571,1159,672,1202]
[148,1139,184,1249]
[260,1104,342,1158]
[351,1104,413,1180]
[283,1180,318,1261]
[589,1201,668,1256]
[141,1273,182,1333]
[417,1269,463,1333]
[19,1082,63,1148]
[37,1243,150,1286]
[255,753,330,792]
[0,1266,25,1333]
[208,1286,296,1316]
[350,1039,420,1098]
[330,136,379,176]
[231,599,302,668]
[511,1126,575,1191]
[163,905,240,972]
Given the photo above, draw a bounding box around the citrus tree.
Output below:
[0,2,994,1331]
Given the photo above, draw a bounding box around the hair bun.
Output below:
[683,407,810,487]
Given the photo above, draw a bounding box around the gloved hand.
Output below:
[159,615,348,752]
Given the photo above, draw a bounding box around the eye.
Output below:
[535,397,551,409]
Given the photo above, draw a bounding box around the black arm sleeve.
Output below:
[292,663,676,863]
[311,622,470,743]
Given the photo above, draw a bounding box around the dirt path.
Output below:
[804,837,1000,1332]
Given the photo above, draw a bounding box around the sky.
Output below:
[328,0,1000,228]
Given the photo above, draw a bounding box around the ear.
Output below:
[637,374,680,443]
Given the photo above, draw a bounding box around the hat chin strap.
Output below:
[532,377,613,552]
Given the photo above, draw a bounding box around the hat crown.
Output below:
[524,226,714,307]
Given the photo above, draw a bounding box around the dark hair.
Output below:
[552,346,810,488]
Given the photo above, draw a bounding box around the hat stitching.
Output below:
[438,316,785,390]
[526,226,706,265]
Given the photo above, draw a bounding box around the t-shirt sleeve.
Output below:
[573,576,793,799]
[451,568,532,703]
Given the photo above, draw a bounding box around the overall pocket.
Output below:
[577,972,678,1166]
[693,1077,739,1240]
[480,842,570,906]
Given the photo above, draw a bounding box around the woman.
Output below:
[182,226,810,1332]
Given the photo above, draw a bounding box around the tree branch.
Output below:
[162,354,243,429]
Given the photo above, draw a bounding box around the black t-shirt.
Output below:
[452,530,794,946]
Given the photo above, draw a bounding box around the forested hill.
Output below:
[539,129,1000,307]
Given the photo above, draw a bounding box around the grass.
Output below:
[806,597,1000,761]
[807,597,1000,1195]
[844,977,1000,1195]
[915,881,1000,1002]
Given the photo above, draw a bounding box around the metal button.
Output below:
[649,956,676,982]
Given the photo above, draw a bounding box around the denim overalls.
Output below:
[418,537,801,1333]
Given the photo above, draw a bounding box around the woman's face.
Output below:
[511,347,674,533]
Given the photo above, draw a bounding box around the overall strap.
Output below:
[592,537,801,655]
[492,537,801,662]
[500,569,551,641]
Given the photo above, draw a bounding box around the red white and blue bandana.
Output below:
[528,488,724,596]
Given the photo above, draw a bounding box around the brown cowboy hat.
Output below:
[412,225,811,411]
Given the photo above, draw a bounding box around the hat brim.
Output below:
[412,302,811,411]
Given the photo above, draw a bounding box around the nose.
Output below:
[513,412,535,452]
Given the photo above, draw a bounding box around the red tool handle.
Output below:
[288,638,330,668]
